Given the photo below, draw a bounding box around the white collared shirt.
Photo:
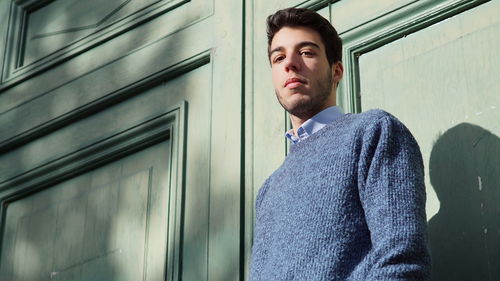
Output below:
[285,106,344,144]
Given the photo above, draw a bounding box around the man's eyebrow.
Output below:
[296,41,321,50]
[268,46,284,58]
[268,41,321,58]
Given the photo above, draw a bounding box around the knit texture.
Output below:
[249,109,430,281]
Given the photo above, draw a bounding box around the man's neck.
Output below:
[290,105,336,135]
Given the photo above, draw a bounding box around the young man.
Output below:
[249,8,430,281]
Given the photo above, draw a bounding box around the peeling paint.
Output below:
[478,176,483,191]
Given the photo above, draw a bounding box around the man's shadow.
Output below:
[428,123,500,281]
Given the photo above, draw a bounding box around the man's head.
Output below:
[266,8,343,121]
[267,8,342,66]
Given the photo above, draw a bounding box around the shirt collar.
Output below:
[285,106,344,144]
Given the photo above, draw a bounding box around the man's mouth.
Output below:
[284,77,306,88]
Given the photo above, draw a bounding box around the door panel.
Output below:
[24,0,164,66]
[1,142,169,281]
[1,0,211,91]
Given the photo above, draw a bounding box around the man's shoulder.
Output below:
[352,108,396,122]
[347,108,408,131]
[344,109,417,144]
[353,109,420,149]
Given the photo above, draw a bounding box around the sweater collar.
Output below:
[285,106,344,144]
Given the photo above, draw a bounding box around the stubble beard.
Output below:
[276,70,333,120]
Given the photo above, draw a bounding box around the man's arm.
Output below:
[357,113,431,280]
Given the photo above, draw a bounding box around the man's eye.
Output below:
[300,51,314,57]
[273,56,284,63]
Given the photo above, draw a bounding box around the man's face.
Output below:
[269,26,340,119]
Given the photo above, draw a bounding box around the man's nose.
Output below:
[284,53,300,72]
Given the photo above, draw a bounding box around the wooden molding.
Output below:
[297,0,339,10]
[1,0,191,90]
[340,0,490,113]
[0,50,209,154]
[14,0,52,10]
[0,103,181,192]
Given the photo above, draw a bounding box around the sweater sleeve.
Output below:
[357,113,431,281]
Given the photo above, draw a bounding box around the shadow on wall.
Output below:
[428,123,500,281]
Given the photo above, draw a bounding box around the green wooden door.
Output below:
[247,0,499,280]
[0,0,243,280]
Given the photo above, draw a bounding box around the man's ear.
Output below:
[332,62,343,84]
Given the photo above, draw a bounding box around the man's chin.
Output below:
[277,92,314,115]
[284,102,317,119]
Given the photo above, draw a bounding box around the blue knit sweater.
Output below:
[250,109,430,281]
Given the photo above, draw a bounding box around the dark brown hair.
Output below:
[266,7,342,65]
